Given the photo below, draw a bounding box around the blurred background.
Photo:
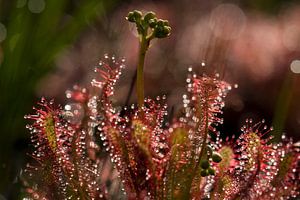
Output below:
[1,0,300,199]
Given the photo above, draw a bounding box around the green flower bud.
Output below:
[133,10,142,21]
[144,11,156,23]
[163,26,171,36]
[200,160,210,169]
[208,168,216,175]
[154,25,171,38]
[149,18,157,28]
[154,26,164,38]
[126,11,135,22]
[162,20,169,26]
[212,152,222,163]
[200,169,208,177]
[157,19,164,27]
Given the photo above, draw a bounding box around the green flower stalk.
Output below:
[126,10,171,109]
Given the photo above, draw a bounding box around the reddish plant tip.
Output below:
[25,99,62,153]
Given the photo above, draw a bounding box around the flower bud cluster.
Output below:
[126,10,171,39]
[200,146,223,177]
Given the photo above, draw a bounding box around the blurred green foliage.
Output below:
[0,0,117,198]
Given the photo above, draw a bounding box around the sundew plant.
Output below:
[23,10,299,200]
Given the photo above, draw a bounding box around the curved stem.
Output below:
[137,36,149,108]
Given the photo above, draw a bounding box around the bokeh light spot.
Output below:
[28,0,45,14]
[290,60,300,74]
[16,0,27,8]
[282,24,300,51]
[210,3,246,40]
[0,23,7,43]
[0,194,6,200]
